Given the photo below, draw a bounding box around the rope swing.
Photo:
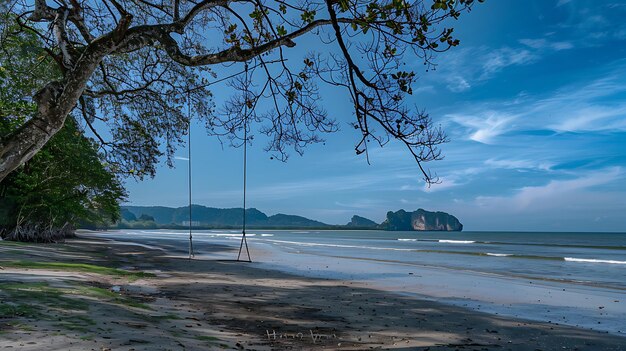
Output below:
[185,64,252,262]
[237,62,252,262]
[188,91,195,260]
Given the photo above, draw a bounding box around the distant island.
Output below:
[379,209,463,231]
[115,205,463,232]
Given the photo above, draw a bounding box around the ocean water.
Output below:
[252,230,626,290]
[90,229,626,335]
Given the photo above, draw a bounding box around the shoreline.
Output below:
[1,234,625,350]
[249,237,626,336]
[84,227,626,233]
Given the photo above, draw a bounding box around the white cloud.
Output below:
[204,165,435,202]
[418,45,540,93]
[416,2,626,96]
[475,167,623,211]
[422,177,461,193]
[335,198,387,209]
[249,176,374,199]
[518,38,548,49]
[519,38,573,51]
[552,41,574,50]
[528,73,626,133]
[556,0,572,7]
[448,111,517,144]
[446,76,471,93]
[548,105,626,133]
[398,197,431,206]
[413,85,436,94]
[553,3,626,45]
[174,156,190,161]
[480,48,538,79]
[484,158,554,171]
[417,167,483,193]
[447,64,626,142]
[399,184,421,191]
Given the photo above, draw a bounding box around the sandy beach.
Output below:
[1,234,625,351]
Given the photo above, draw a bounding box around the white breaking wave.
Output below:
[260,239,415,252]
[261,234,274,237]
[564,257,626,265]
[197,233,257,238]
[139,231,184,235]
[486,253,512,257]
[439,240,475,244]
[397,238,418,241]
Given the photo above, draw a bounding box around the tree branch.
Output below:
[148,18,349,66]
[30,0,55,21]
[326,1,377,90]
[52,7,75,68]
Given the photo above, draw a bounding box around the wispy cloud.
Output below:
[519,38,574,51]
[399,184,421,191]
[423,46,540,93]
[399,197,430,205]
[447,111,517,144]
[484,158,554,172]
[556,0,572,7]
[421,177,462,193]
[419,3,626,95]
[531,73,626,133]
[474,167,624,211]
[446,63,626,141]
[553,2,626,45]
[418,167,484,193]
[446,76,471,93]
[413,85,436,94]
[548,105,626,133]
[205,166,426,202]
[174,156,189,161]
[480,48,538,79]
[335,198,388,209]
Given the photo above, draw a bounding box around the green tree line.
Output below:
[0,16,125,242]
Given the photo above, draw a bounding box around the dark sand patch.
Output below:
[1,236,625,350]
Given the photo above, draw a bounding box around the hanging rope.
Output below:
[237,63,252,262]
[188,91,195,259]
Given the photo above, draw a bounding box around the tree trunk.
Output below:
[0,82,67,183]
[1,222,74,243]
[0,45,106,182]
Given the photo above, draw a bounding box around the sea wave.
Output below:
[564,257,626,265]
[260,239,415,251]
[438,240,475,244]
[486,253,512,257]
[397,238,626,251]
[208,233,256,238]
[139,231,185,235]
[244,237,626,265]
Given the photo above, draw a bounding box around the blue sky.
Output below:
[124,0,626,232]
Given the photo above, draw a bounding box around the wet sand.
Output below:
[1,235,625,350]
